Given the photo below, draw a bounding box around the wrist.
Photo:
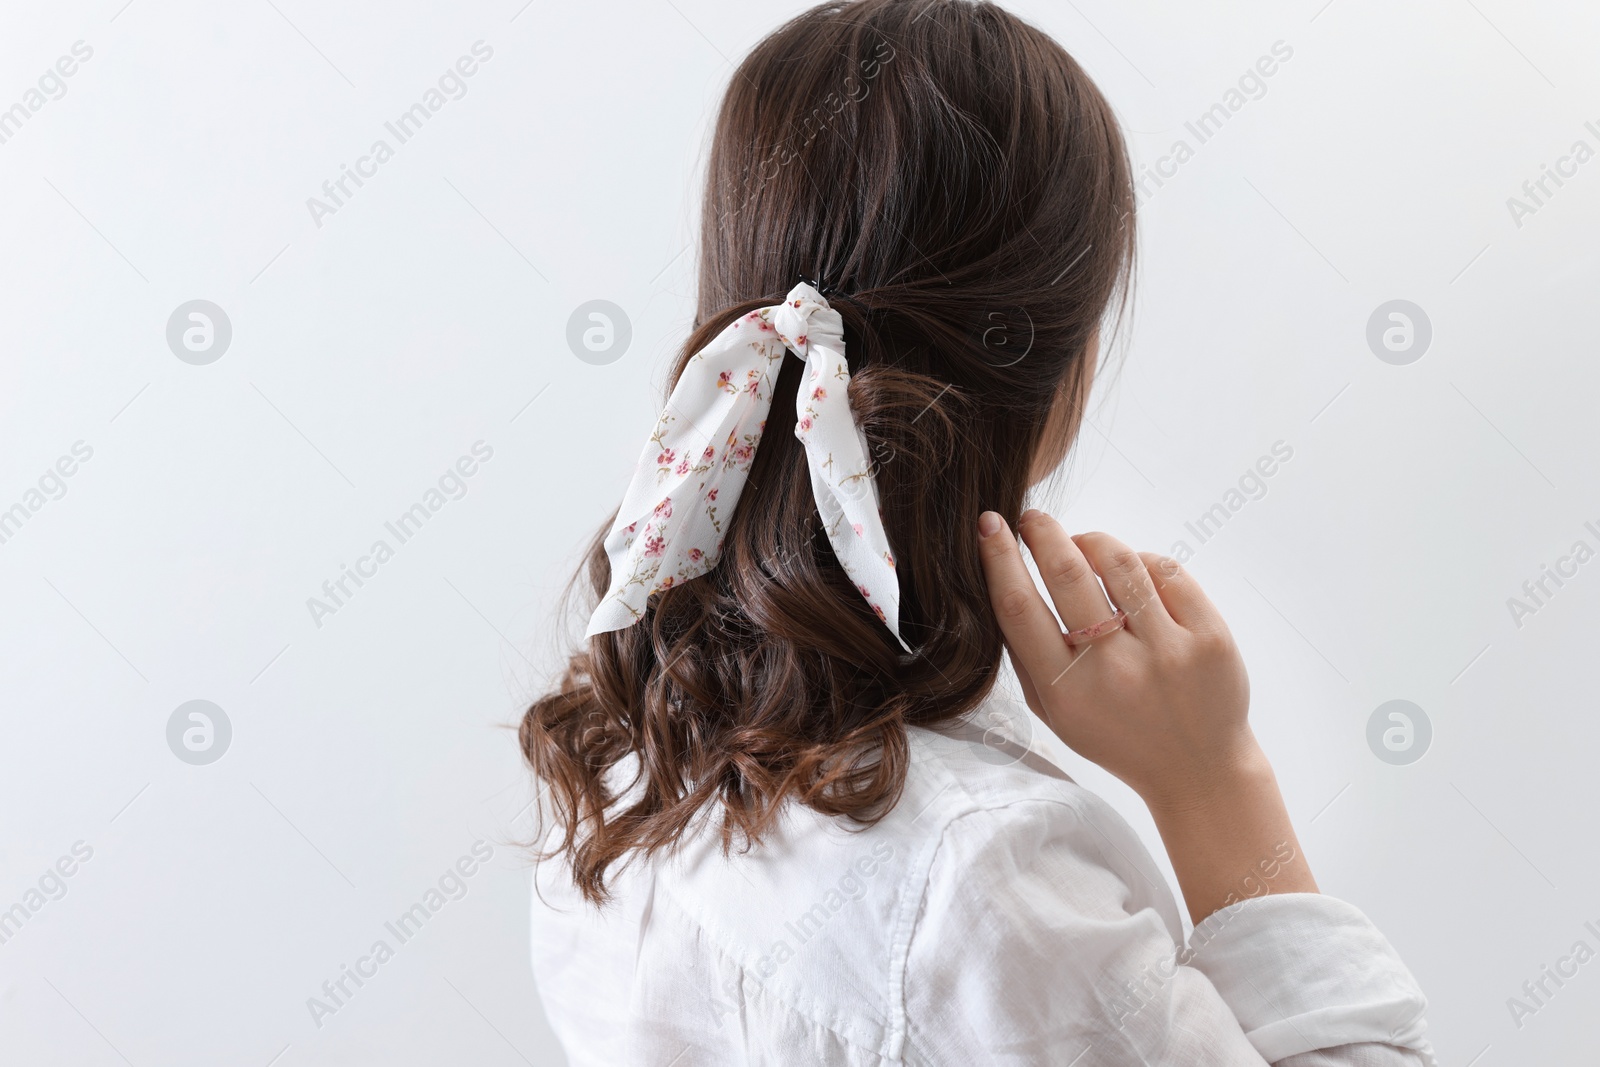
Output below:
[1141,732,1274,822]
[1139,737,1318,924]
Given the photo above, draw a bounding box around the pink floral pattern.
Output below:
[586,283,908,650]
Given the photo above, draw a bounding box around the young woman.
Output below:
[523,1,1434,1063]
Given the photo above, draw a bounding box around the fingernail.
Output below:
[978,511,1003,537]
[1020,508,1044,526]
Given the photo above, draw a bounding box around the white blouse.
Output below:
[529,701,1435,1066]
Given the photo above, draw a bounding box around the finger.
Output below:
[1017,510,1114,630]
[1137,551,1223,633]
[977,512,1072,682]
[1071,532,1174,633]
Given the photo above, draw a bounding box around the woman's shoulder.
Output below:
[663,697,1174,922]
[529,698,1184,1061]
[899,704,1177,920]
[901,699,1132,839]
[620,702,1170,1045]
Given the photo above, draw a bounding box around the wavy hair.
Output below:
[522,0,1134,904]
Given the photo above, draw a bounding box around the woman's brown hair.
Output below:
[522,0,1134,903]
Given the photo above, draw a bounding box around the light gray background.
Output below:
[2,0,1594,1062]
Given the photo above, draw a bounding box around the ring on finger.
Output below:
[1063,609,1127,648]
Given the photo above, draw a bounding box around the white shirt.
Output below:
[530,701,1434,1066]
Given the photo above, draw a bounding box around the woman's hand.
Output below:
[976,508,1256,811]
[976,508,1317,922]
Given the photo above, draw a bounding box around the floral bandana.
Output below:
[586,282,909,652]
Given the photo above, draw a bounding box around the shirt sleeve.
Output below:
[900,797,1434,1067]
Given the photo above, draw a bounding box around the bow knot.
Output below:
[771,286,841,356]
[586,283,908,651]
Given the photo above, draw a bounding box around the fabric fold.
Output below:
[1186,892,1432,1062]
[586,283,909,651]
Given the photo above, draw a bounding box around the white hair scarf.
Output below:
[585,282,910,652]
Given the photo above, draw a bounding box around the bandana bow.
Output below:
[586,282,909,651]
